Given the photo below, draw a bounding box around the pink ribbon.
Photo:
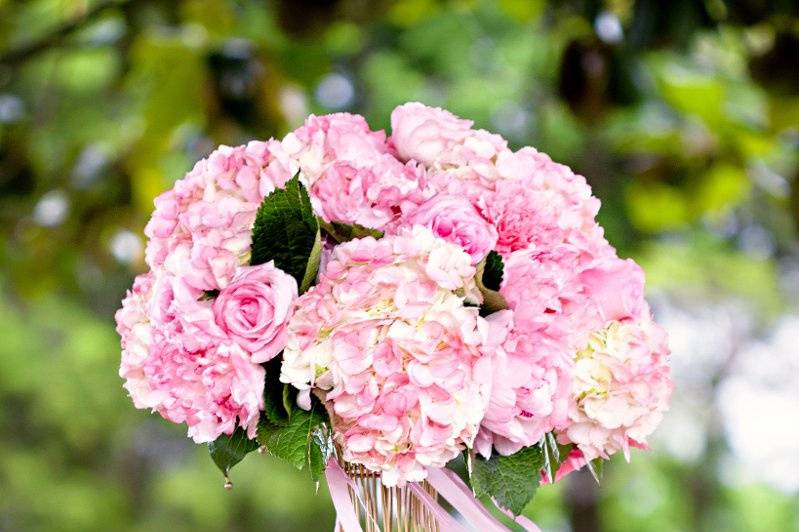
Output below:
[327,460,541,532]
[426,467,512,532]
[325,459,363,532]
[408,482,468,532]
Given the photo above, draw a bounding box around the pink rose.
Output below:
[213,262,298,363]
[400,194,498,264]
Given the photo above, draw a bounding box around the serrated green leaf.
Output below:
[256,402,327,481]
[319,219,384,243]
[208,427,259,477]
[471,446,545,515]
[475,251,509,316]
[250,174,321,294]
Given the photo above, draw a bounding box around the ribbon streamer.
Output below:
[325,459,363,532]
[408,482,468,532]
[327,460,541,532]
[426,467,513,532]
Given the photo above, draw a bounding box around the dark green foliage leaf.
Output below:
[199,289,220,301]
[250,174,321,293]
[475,251,509,315]
[262,357,292,426]
[482,250,504,291]
[471,445,545,515]
[319,219,384,243]
[208,427,259,477]
[257,401,327,481]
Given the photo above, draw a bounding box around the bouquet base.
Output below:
[336,458,440,532]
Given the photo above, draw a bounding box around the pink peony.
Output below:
[116,272,265,443]
[475,248,585,457]
[213,262,298,363]
[559,314,672,462]
[281,227,495,486]
[145,141,293,290]
[397,194,498,264]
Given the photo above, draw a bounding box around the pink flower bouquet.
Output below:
[117,103,672,530]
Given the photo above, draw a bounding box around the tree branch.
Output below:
[0,0,136,67]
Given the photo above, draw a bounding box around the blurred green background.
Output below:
[1,0,798,531]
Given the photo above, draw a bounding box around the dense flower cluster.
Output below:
[117,102,671,487]
[281,227,494,485]
[116,271,269,442]
[119,141,298,442]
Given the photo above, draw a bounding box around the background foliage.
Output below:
[1,1,798,531]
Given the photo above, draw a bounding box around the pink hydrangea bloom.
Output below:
[397,194,498,264]
[281,227,495,486]
[476,148,605,256]
[559,314,672,462]
[283,113,431,229]
[390,102,507,187]
[281,113,388,184]
[145,141,292,290]
[213,262,298,363]
[116,272,265,443]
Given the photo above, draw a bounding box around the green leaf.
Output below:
[482,251,504,291]
[199,289,220,301]
[208,427,259,477]
[475,251,509,316]
[250,174,321,293]
[586,457,604,484]
[319,219,384,243]
[471,445,545,515]
[541,433,572,481]
[257,402,327,481]
[261,357,296,427]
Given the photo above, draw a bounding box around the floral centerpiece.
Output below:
[116,103,672,531]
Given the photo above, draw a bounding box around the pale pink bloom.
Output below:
[476,148,605,256]
[398,194,498,264]
[145,140,292,290]
[213,262,298,363]
[559,315,672,462]
[309,157,430,229]
[578,258,646,323]
[281,113,387,184]
[116,272,264,443]
[475,248,584,457]
[282,112,431,229]
[281,228,496,486]
[390,103,507,186]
